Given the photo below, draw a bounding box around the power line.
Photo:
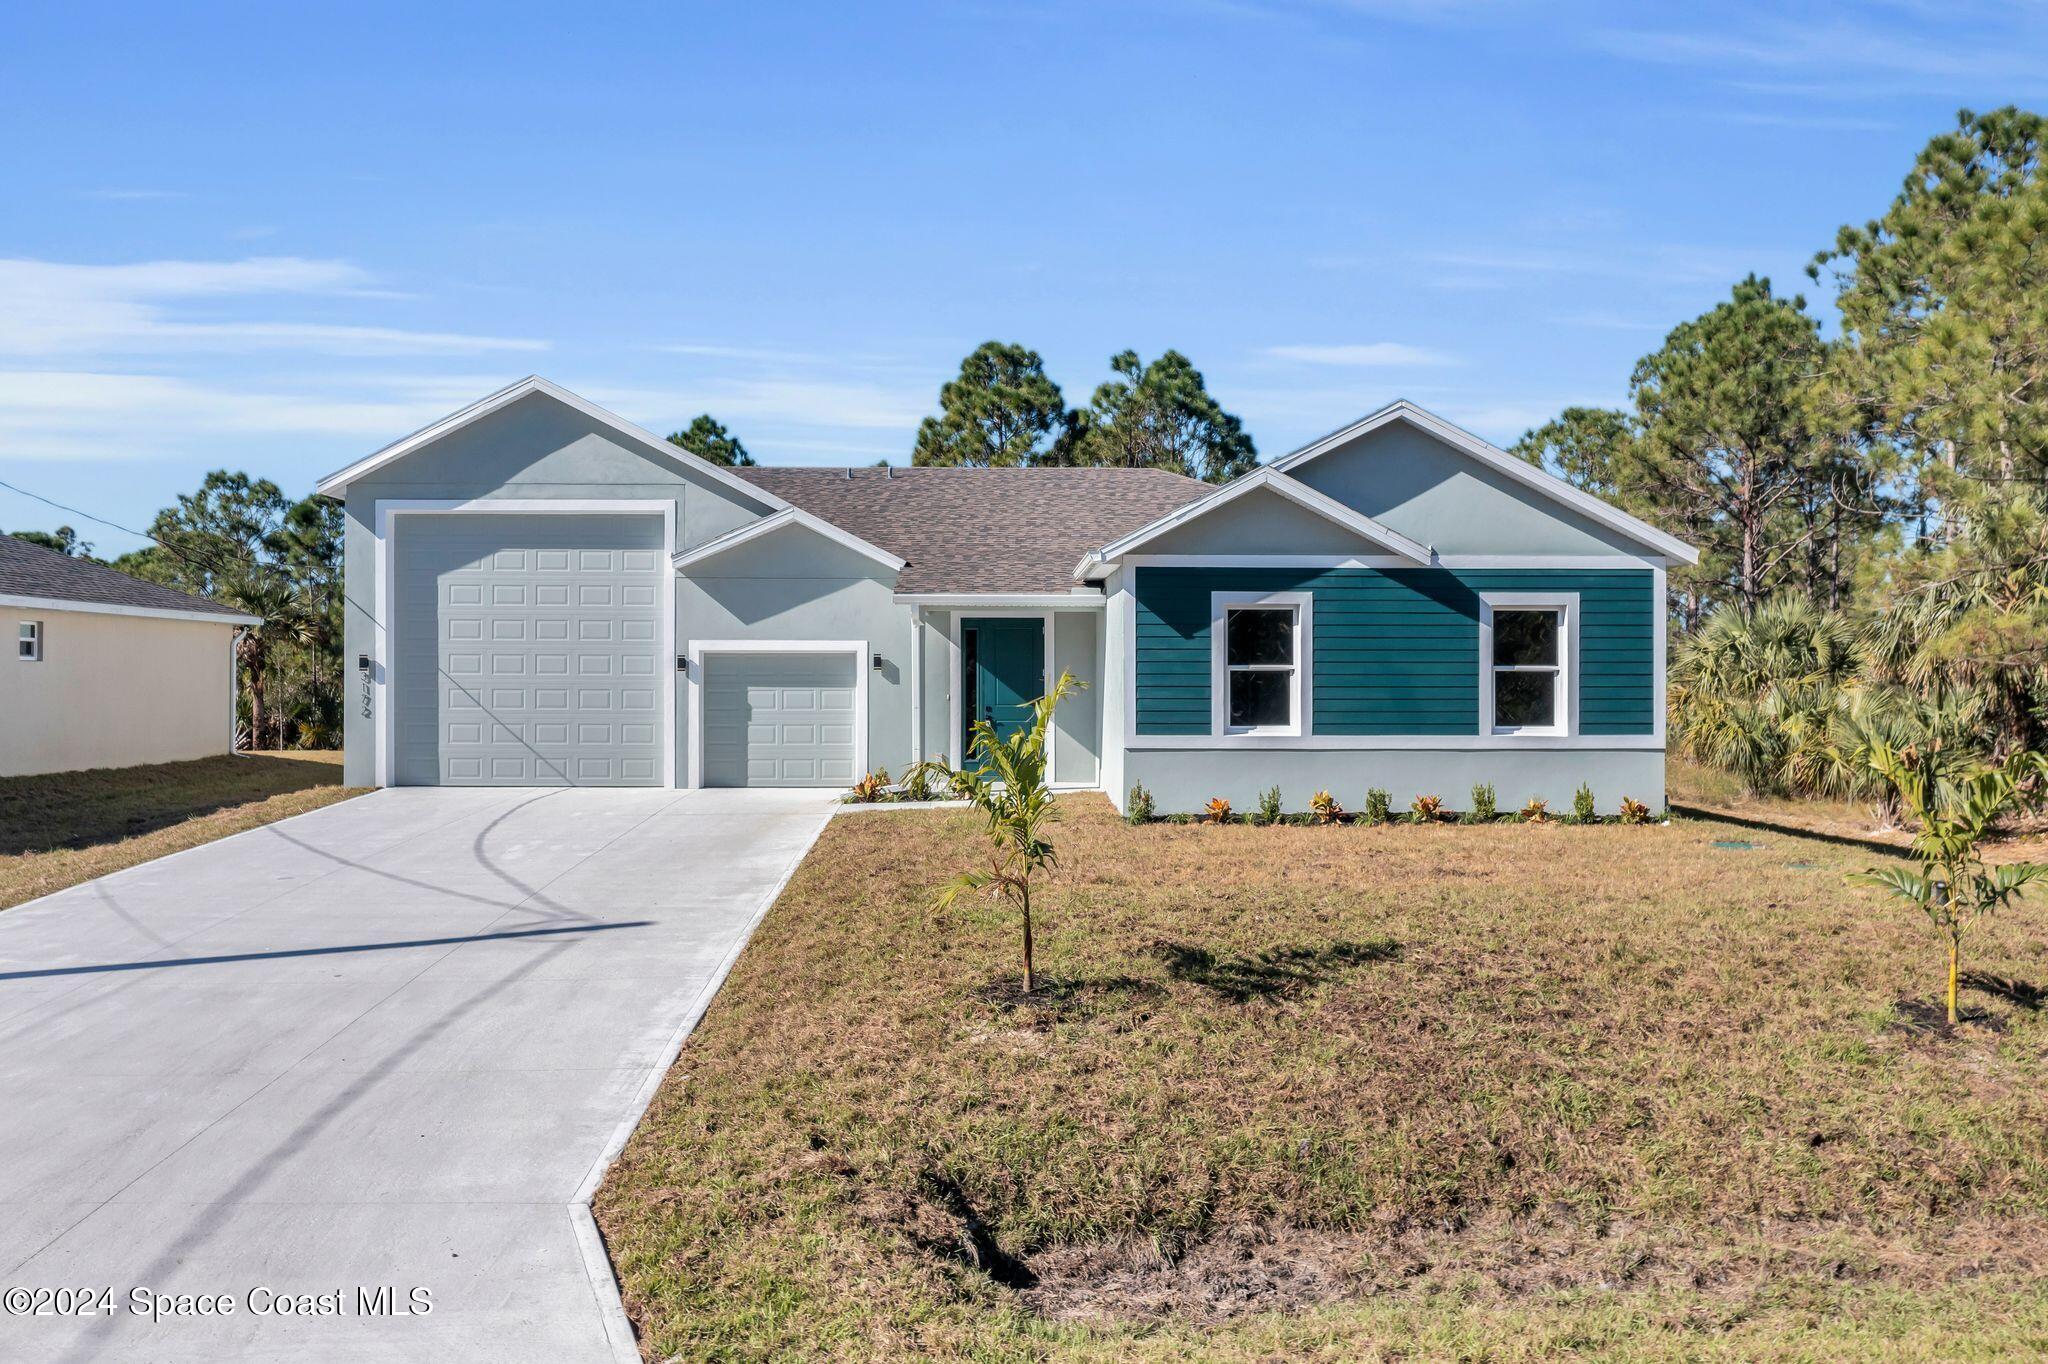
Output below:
[0,474,273,586]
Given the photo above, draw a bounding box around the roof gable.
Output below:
[1270,400,1698,564]
[671,507,905,575]
[1079,467,1430,578]
[314,376,789,512]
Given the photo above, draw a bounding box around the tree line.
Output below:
[1509,107,2048,800]
[668,344,1258,482]
[8,474,343,750]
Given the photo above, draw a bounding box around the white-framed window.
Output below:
[1210,590,1311,736]
[17,620,41,662]
[1480,592,1576,737]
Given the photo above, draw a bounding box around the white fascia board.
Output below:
[892,591,1105,609]
[312,375,791,514]
[1267,399,1701,565]
[0,593,260,626]
[1078,466,1430,579]
[670,506,905,573]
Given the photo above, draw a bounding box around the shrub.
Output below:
[1521,796,1549,823]
[1618,795,1653,825]
[1409,793,1444,824]
[848,768,891,802]
[1469,782,1497,822]
[1125,781,1155,825]
[1572,783,1599,824]
[1309,789,1344,824]
[1204,796,1233,825]
[1254,785,1283,826]
[1363,788,1391,825]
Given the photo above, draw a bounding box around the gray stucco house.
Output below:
[320,376,1696,813]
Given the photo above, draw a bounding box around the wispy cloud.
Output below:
[1712,110,1892,132]
[1592,10,2048,96]
[0,371,465,459]
[1262,342,1456,366]
[1417,243,1772,289]
[0,256,542,357]
[588,378,929,434]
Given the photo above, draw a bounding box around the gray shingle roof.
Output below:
[732,466,1211,594]
[0,535,252,619]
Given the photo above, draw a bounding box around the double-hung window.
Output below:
[1481,594,1574,737]
[17,621,40,662]
[1211,591,1310,736]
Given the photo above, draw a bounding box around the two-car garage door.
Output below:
[393,514,664,786]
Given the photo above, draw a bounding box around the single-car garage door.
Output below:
[701,652,858,788]
[393,514,664,786]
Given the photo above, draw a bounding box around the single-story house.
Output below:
[0,534,259,778]
[320,376,1696,812]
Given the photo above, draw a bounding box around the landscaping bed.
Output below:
[597,793,2048,1361]
[0,751,362,910]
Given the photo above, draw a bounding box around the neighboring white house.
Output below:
[322,376,1699,813]
[0,534,259,778]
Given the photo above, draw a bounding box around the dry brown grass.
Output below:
[0,751,363,910]
[597,793,2048,1362]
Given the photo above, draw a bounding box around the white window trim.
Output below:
[1210,590,1312,738]
[18,620,42,662]
[1479,591,1578,739]
[685,640,869,789]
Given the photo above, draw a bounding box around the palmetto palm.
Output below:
[1848,742,2048,1024]
[219,568,321,749]
[922,671,1078,994]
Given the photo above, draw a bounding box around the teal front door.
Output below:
[962,617,1046,756]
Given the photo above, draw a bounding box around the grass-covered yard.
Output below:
[598,776,2048,1361]
[0,751,362,910]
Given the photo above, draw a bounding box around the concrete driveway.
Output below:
[0,785,834,1363]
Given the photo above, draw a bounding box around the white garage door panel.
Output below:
[392,514,664,787]
[702,653,858,788]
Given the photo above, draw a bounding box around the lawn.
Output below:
[0,751,363,910]
[597,786,2048,1362]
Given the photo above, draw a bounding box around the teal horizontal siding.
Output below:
[1133,566,1657,737]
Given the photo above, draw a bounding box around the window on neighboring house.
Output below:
[1212,591,1310,736]
[18,620,41,662]
[1484,597,1572,736]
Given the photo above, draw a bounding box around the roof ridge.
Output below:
[0,532,251,617]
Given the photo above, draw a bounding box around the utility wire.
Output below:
[0,474,289,588]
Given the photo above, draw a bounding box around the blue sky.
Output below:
[3,0,2045,554]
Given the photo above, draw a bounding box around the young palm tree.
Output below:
[923,672,1078,994]
[1849,742,2048,1024]
[221,569,320,749]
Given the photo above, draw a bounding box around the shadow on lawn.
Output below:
[0,753,341,857]
[1668,803,1905,859]
[1157,939,1402,1003]
[1962,971,2048,1011]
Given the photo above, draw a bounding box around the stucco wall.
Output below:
[677,525,914,780]
[0,607,236,777]
[1052,611,1101,786]
[1288,422,1649,557]
[340,390,776,786]
[1124,748,1665,817]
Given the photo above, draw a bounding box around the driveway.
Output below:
[0,785,834,1363]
